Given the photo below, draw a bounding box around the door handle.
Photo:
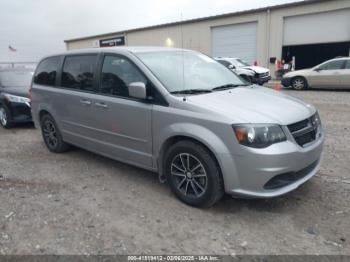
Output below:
[80,99,92,106]
[95,102,108,108]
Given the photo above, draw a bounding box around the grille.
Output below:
[288,114,319,147]
[264,160,319,190]
[259,72,269,78]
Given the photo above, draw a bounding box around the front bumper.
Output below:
[8,102,32,123]
[281,77,292,87]
[219,130,324,198]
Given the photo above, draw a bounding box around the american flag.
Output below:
[8,45,17,52]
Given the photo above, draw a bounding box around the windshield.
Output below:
[0,71,33,87]
[136,51,245,93]
[228,58,251,67]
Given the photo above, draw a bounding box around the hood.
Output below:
[185,86,315,125]
[242,66,269,74]
[284,69,311,78]
[234,68,255,76]
[0,86,30,98]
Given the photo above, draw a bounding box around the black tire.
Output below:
[291,76,308,90]
[164,140,224,208]
[0,104,13,129]
[40,114,69,153]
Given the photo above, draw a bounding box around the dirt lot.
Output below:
[0,88,349,255]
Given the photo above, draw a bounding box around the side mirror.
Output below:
[128,82,147,100]
[228,64,236,70]
[314,67,322,72]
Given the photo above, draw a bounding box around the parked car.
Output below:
[215,57,271,85]
[31,47,324,207]
[0,68,33,128]
[282,57,350,90]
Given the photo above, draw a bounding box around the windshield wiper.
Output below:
[212,83,248,91]
[170,89,212,95]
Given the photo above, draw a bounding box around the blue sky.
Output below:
[0,0,303,62]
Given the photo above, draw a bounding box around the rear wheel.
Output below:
[0,104,12,129]
[40,114,69,153]
[292,77,307,90]
[164,140,224,207]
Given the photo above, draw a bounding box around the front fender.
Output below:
[157,122,231,155]
[154,122,234,181]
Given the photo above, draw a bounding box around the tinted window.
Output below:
[0,71,33,87]
[34,57,59,86]
[318,60,344,70]
[62,55,97,92]
[100,55,146,97]
[345,60,350,69]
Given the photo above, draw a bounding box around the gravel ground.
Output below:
[0,88,349,255]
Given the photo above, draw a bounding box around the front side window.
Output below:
[318,60,344,70]
[100,55,146,97]
[62,55,97,92]
[34,57,59,86]
[136,51,244,93]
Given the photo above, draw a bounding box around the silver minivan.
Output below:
[31,47,324,207]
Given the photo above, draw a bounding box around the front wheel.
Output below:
[0,105,12,129]
[40,114,70,153]
[164,140,224,207]
[292,77,307,90]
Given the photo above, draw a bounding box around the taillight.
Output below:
[28,87,32,102]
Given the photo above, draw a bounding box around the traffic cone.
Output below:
[274,83,281,91]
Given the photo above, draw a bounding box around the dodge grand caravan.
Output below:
[31,47,324,207]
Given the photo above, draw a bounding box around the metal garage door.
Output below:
[284,9,350,46]
[211,22,257,64]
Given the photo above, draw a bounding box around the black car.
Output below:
[0,68,34,128]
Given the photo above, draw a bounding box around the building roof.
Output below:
[64,0,328,43]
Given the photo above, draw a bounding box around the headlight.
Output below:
[312,112,322,136]
[3,93,30,106]
[233,124,286,148]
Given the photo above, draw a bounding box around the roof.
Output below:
[64,0,328,43]
[38,46,192,60]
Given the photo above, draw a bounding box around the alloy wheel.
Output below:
[171,153,208,198]
[42,120,58,148]
[292,78,305,90]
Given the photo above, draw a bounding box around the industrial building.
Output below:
[64,0,350,76]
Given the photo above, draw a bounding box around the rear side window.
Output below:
[61,55,97,92]
[100,55,146,98]
[34,57,59,86]
[319,60,345,70]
